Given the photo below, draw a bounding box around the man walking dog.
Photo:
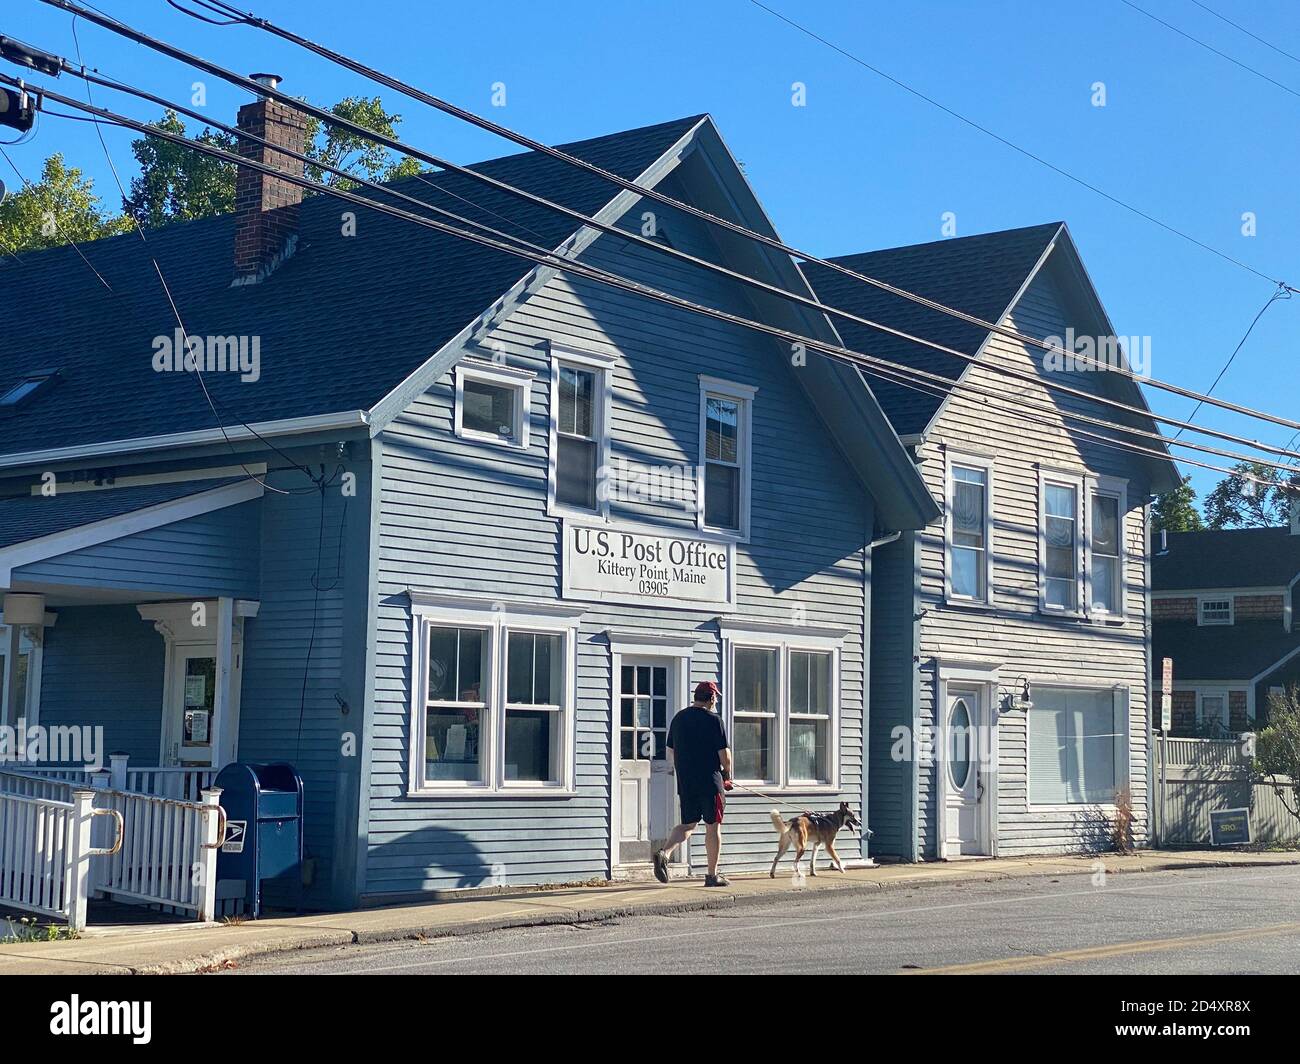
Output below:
[653,680,733,887]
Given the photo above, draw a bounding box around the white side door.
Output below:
[616,658,676,865]
[943,687,986,855]
[163,646,219,768]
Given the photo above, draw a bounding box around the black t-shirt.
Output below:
[667,706,728,794]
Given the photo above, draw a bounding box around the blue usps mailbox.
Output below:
[214,762,304,918]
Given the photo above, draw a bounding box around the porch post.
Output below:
[89,771,109,898]
[212,597,234,771]
[3,623,20,728]
[197,787,223,922]
[67,789,95,932]
[108,752,129,792]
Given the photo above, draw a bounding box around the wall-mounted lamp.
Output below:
[1000,677,1033,713]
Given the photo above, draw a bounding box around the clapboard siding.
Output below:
[907,265,1153,858]
[365,192,874,894]
[13,500,261,598]
[237,461,359,904]
[35,604,166,765]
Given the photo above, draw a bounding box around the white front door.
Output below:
[943,687,987,856]
[617,658,678,865]
[164,646,219,768]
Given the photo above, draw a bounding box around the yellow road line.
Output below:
[907,922,1300,974]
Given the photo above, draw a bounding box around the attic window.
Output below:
[0,371,57,410]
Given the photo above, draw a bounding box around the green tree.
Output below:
[124,97,425,228]
[1152,476,1205,533]
[0,153,129,253]
[1204,461,1300,530]
[1253,687,1300,826]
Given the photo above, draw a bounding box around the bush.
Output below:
[1253,686,1300,821]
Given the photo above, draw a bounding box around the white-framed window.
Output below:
[1198,596,1234,626]
[454,359,534,449]
[698,376,756,539]
[1040,473,1084,614]
[1198,691,1229,736]
[945,452,993,604]
[1087,477,1127,620]
[408,593,583,795]
[721,621,842,791]
[0,623,41,728]
[548,347,613,517]
[1027,685,1129,806]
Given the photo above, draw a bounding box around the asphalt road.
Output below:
[229,865,1300,975]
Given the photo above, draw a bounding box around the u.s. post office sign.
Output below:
[562,520,735,611]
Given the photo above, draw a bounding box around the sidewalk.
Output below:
[1,849,1295,974]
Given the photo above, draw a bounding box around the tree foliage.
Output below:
[1204,461,1300,530]
[123,97,425,228]
[1151,476,1205,533]
[1254,687,1300,824]
[0,153,129,253]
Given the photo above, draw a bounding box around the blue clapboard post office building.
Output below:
[0,96,1173,924]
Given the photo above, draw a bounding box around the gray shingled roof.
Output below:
[0,478,245,550]
[1153,527,1300,591]
[1154,623,1300,682]
[801,223,1062,437]
[0,115,705,459]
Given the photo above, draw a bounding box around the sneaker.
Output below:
[652,849,669,884]
[704,873,730,887]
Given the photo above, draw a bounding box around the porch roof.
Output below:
[0,477,246,549]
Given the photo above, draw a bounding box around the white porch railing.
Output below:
[0,766,222,930]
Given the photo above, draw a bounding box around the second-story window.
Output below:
[1089,494,1121,614]
[1043,480,1081,612]
[698,376,756,538]
[553,359,604,512]
[948,458,991,602]
[1199,597,1233,625]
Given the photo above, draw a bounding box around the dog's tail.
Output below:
[769,809,788,835]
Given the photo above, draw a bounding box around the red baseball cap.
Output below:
[694,680,721,701]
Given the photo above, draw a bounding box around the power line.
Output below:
[15,75,1300,494]
[149,0,1300,437]
[742,0,1289,287]
[1173,283,1291,439]
[1121,0,1300,101]
[22,62,1300,476]
[1189,0,1300,67]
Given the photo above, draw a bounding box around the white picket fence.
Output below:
[0,766,223,930]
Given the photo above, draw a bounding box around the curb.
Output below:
[31,853,1298,975]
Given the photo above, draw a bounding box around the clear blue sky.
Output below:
[6,0,1298,504]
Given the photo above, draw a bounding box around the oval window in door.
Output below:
[948,699,971,790]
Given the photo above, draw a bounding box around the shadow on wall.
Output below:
[372,823,501,892]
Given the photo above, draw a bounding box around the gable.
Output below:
[0,116,707,463]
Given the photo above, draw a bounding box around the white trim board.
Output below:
[0,478,265,586]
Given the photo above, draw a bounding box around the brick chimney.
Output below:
[233,74,308,285]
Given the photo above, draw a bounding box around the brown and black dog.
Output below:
[769,803,862,878]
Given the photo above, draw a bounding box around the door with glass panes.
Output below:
[617,658,679,866]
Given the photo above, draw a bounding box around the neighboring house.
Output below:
[0,101,938,912]
[1151,521,1300,736]
[805,224,1180,859]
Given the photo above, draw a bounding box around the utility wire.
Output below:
[742,0,1289,287]
[1121,0,1300,101]
[62,16,315,494]
[1173,283,1290,439]
[1189,0,1300,67]
[128,0,1300,434]
[21,63,1300,476]
[15,76,1300,494]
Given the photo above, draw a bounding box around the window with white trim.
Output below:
[1042,479,1081,612]
[947,457,991,603]
[454,360,533,449]
[411,597,580,794]
[1028,686,1128,805]
[1089,492,1122,616]
[1198,597,1233,626]
[550,351,611,515]
[726,629,840,790]
[698,376,755,538]
[1197,692,1229,736]
[0,625,38,728]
